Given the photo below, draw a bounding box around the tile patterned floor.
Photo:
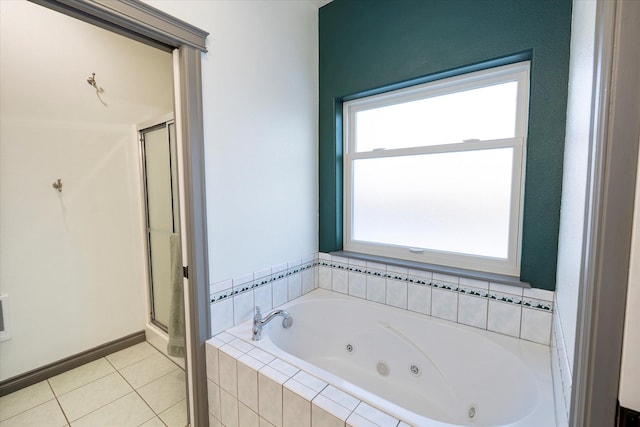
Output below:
[0,342,187,427]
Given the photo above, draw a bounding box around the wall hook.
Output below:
[52,178,63,192]
[87,72,107,107]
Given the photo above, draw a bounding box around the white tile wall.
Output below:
[213,252,555,346]
[458,294,488,329]
[237,354,262,412]
[347,413,378,427]
[407,282,431,315]
[239,401,260,427]
[432,272,459,286]
[258,367,287,427]
[312,395,351,426]
[319,253,332,291]
[316,252,554,345]
[283,387,311,427]
[272,262,288,275]
[234,291,254,326]
[288,273,303,301]
[210,279,233,297]
[431,288,458,322]
[521,307,552,345]
[302,267,316,295]
[210,254,318,335]
[210,413,223,427]
[459,277,489,289]
[272,278,288,309]
[260,416,276,426]
[348,272,366,299]
[487,300,522,338]
[254,284,273,313]
[385,279,408,309]
[211,298,234,336]
[220,388,239,427]
[552,305,571,427]
[219,345,241,398]
[207,379,221,421]
[366,262,386,304]
[332,267,349,295]
[352,402,398,427]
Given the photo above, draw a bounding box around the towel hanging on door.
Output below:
[167,233,185,358]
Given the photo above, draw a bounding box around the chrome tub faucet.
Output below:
[252,306,293,341]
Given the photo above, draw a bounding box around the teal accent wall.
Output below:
[319,0,572,291]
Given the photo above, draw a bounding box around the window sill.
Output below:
[331,250,531,289]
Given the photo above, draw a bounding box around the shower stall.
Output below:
[139,116,180,332]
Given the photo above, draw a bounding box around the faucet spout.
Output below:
[252,306,293,341]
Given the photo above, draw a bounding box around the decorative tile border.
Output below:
[318,254,554,312]
[318,252,554,345]
[209,255,319,335]
[209,252,554,345]
[210,258,318,303]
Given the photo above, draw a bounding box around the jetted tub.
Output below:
[228,289,555,427]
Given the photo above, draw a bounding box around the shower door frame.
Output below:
[138,115,180,332]
[28,1,211,425]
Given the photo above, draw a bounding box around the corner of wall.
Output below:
[552,302,572,427]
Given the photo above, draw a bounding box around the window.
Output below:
[343,61,530,276]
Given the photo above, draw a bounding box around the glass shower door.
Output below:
[140,121,180,330]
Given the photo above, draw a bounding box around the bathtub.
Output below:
[227,289,555,427]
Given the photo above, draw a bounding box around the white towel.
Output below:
[167,233,185,358]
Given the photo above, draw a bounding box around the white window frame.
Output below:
[343,61,530,276]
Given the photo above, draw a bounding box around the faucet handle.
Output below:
[254,306,261,319]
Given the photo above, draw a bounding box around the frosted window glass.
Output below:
[355,82,518,152]
[352,148,514,258]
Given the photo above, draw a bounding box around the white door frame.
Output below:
[29,1,211,425]
[572,0,640,425]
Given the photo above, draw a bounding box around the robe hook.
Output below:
[52,178,63,193]
[86,72,107,106]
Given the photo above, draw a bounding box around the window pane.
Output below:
[352,148,514,258]
[355,82,518,152]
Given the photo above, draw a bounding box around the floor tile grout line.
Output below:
[59,348,165,425]
[0,384,67,426]
[49,357,117,399]
[47,380,72,426]
[106,356,163,422]
[61,376,135,424]
[110,346,185,424]
[105,342,172,427]
[107,342,164,371]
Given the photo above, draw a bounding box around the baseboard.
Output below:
[618,403,640,427]
[0,331,145,397]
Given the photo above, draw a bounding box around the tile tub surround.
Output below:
[210,253,554,345]
[206,332,405,427]
[318,253,555,346]
[551,307,572,427]
[210,255,319,335]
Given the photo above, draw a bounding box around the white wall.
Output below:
[141,0,321,283]
[555,0,597,374]
[0,1,173,380]
[619,145,640,413]
[552,1,598,422]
